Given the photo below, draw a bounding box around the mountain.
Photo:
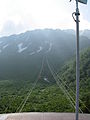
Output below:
[80,29,90,39]
[0,29,90,81]
[0,29,90,113]
[0,46,89,113]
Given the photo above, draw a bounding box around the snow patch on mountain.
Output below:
[44,77,50,83]
[2,44,9,49]
[30,52,35,55]
[46,43,52,53]
[37,46,43,53]
[18,43,27,53]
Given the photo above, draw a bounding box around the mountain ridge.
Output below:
[0,29,90,80]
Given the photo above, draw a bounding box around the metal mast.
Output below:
[75,0,80,120]
[71,0,87,120]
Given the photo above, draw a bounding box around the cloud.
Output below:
[0,0,90,37]
[80,0,90,22]
[0,20,26,37]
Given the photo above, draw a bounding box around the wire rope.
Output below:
[46,57,83,113]
[16,56,45,112]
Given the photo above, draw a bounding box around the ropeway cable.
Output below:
[46,58,83,113]
[46,57,83,113]
[47,58,83,113]
[46,58,75,110]
[16,56,45,112]
[56,74,90,113]
[47,57,90,113]
[56,76,83,113]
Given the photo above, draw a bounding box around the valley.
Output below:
[0,29,90,113]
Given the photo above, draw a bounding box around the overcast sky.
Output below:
[0,0,90,37]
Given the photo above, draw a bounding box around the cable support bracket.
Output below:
[72,12,80,22]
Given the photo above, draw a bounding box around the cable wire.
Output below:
[46,57,75,110]
[49,58,90,113]
[16,56,45,112]
[46,57,83,113]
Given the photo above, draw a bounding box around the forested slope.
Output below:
[59,47,90,113]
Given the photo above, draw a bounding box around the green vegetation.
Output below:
[0,80,74,113]
[0,47,90,114]
[59,47,90,113]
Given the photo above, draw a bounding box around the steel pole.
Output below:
[75,0,80,120]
